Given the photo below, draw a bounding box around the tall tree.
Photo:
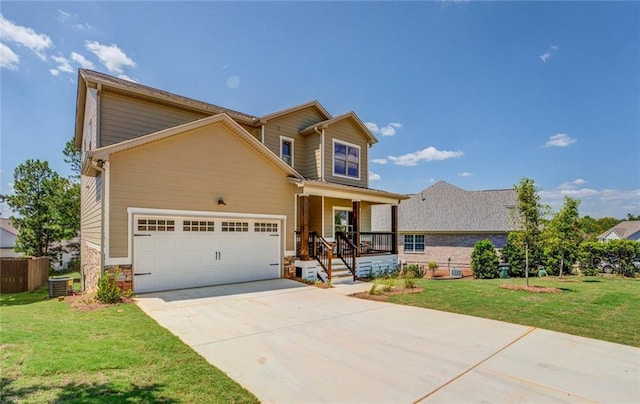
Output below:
[512,178,547,287]
[542,196,582,278]
[63,138,81,182]
[6,160,79,257]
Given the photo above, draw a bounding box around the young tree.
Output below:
[542,196,582,278]
[512,178,547,287]
[5,160,79,257]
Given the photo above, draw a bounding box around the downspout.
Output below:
[261,124,265,144]
[314,126,325,181]
[91,160,106,288]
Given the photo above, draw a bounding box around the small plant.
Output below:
[406,264,425,279]
[404,271,416,288]
[381,278,393,292]
[96,270,122,304]
[428,261,438,277]
[369,283,379,295]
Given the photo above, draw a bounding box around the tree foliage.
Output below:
[63,138,82,181]
[5,160,79,258]
[578,216,622,241]
[512,178,547,286]
[579,240,640,277]
[471,239,499,279]
[541,196,582,277]
[501,231,545,277]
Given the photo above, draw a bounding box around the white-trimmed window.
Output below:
[404,234,425,253]
[333,207,353,235]
[222,222,249,232]
[280,136,294,167]
[255,222,278,233]
[137,219,175,232]
[183,220,215,232]
[333,140,360,179]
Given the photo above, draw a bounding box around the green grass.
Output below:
[388,276,640,347]
[0,290,258,403]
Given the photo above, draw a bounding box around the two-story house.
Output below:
[75,69,406,293]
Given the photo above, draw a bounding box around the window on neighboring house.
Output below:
[280,137,294,167]
[404,234,425,252]
[333,141,360,179]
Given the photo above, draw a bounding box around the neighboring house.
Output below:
[0,218,76,270]
[372,181,516,273]
[0,218,23,258]
[74,69,406,293]
[597,221,640,242]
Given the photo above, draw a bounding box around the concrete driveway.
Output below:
[136,279,639,403]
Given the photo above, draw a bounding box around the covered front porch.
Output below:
[289,179,406,282]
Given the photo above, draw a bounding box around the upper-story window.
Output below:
[333,140,360,179]
[280,136,294,167]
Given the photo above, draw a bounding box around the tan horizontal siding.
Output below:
[361,202,372,232]
[263,107,324,171]
[80,175,101,245]
[303,132,321,179]
[100,92,207,147]
[108,122,296,257]
[324,120,369,188]
[322,197,352,239]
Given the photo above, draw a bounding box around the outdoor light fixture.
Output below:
[217,197,227,206]
[420,193,426,203]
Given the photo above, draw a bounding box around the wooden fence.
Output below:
[0,257,50,293]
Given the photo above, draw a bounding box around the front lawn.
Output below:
[0,290,258,403]
[387,276,640,347]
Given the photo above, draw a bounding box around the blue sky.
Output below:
[1,1,639,219]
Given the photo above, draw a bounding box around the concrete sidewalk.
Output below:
[136,279,640,403]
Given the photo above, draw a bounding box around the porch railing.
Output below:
[335,232,357,281]
[347,232,395,255]
[296,231,334,281]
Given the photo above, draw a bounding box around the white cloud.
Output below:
[540,45,559,63]
[0,14,53,61]
[459,171,473,177]
[71,52,94,69]
[117,74,137,82]
[85,41,136,74]
[387,147,463,166]
[0,42,19,70]
[50,55,73,76]
[369,172,381,181]
[544,133,576,147]
[541,181,640,218]
[73,23,91,30]
[365,122,402,137]
[57,10,72,21]
[371,158,388,165]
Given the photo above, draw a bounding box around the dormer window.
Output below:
[333,140,360,179]
[280,136,294,167]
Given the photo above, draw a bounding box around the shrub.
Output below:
[96,270,122,304]
[471,239,499,279]
[405,264,425,279]
[369,283,378,295]
[403,271,416,289]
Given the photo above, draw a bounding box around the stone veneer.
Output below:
[283,255,296,279]
[104,265,133,292]
[81,241,101,291]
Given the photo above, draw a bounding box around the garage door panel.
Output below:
[134,216,281,293]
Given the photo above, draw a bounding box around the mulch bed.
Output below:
[499,284,562,293]
[60,292,134,312]
[352,287,424,302]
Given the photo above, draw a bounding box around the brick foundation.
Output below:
[104,265,133,292]
[283,256,296,279]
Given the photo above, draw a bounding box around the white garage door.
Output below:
[133,216,281,293]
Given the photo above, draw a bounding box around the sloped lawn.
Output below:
[387,276,640,347]
[0,290,258,403]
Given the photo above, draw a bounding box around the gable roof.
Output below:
[86,113,303,180]
[0,218,18,236]
[74,69,258,149]
[597,221,640,241]
[299,111,378,145]
[259,100,332,122]
[391,181,517,232]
